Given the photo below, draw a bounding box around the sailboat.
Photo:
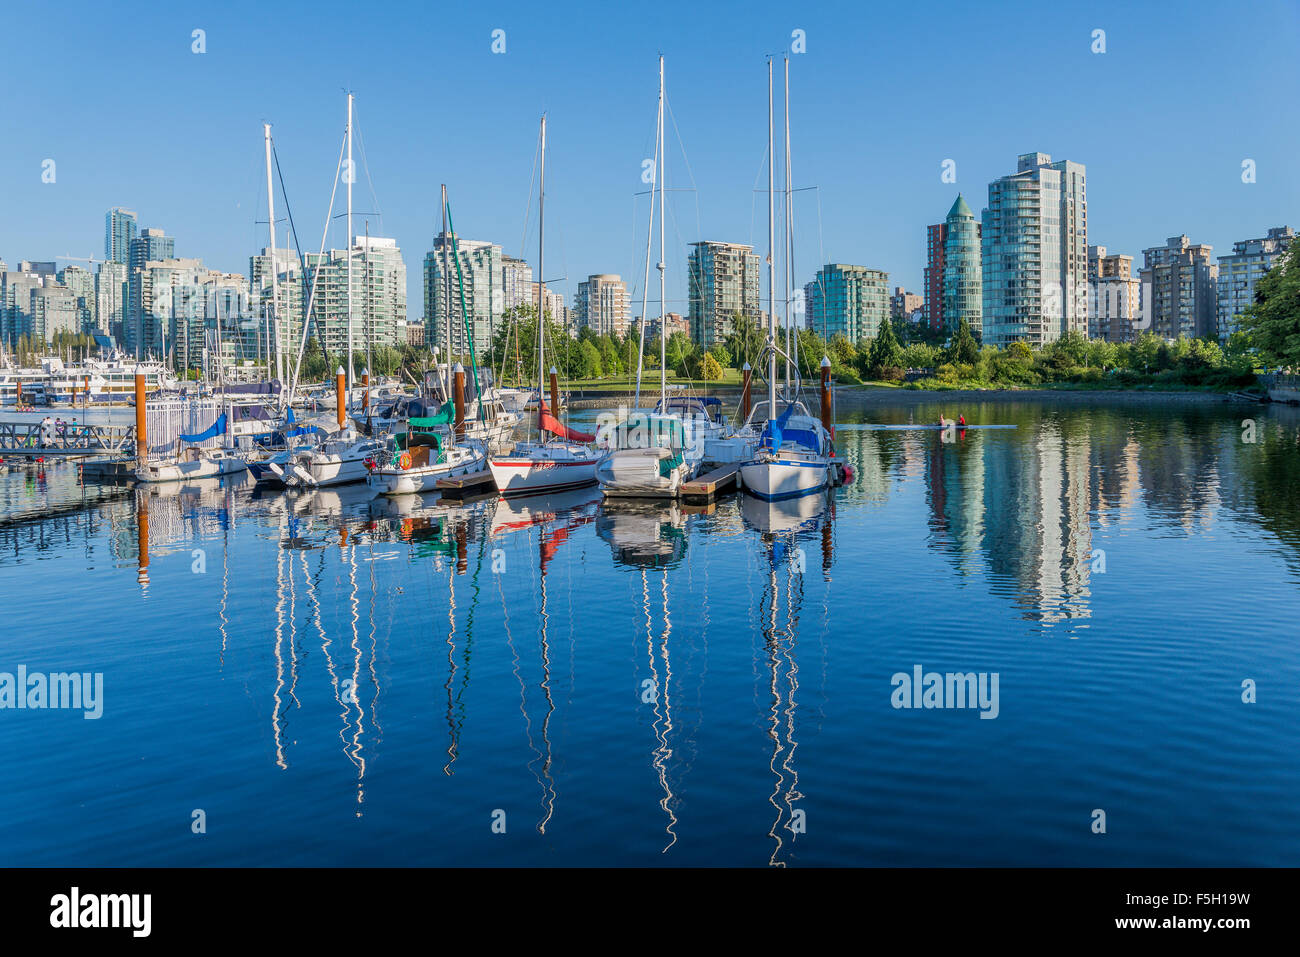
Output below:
[488,115,599,497]
[597,57,705,499]
[738,58,833,502]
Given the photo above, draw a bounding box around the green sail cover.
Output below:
[409,400,455,428]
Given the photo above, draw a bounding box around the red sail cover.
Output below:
[538,403,595,443]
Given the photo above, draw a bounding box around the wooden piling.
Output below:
[549,366,560,420]
[335,366,346,430]
[741,362,752,422]
[453,363,466,441]
[134,368,147,462]
[820,356,833,440]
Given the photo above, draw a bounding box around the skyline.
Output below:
[2,0,1298,322]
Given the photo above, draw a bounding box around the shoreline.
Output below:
[570,386,1260,410]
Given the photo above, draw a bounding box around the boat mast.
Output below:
[346,92,354,409]
[657,55,667,408]
[783,56,793,396]
[536,114,547,440]
[264,123,281,391]
[442,183,451,401]
[767,59,777,418]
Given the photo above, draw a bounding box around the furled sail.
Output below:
[539,403,595,443]
[180,413,227,443]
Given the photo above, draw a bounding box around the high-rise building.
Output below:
[1087,245,1140,343]
[501,256,534,311]
[941,194,982,335]
[303,236,407,361]
[95,261,129,342]
[423,232,500,360]
[57,265,96,333]
[129,228,174,273]
[29,283,79,342]
[250,245,306,362]
[924,223,946,331]
[529,282,569,328]
[1139,236,1217,340]
[1,268,45,346]
[981,152,1088,347]
[573,274,630,337]
[803,264,890,342]
[687,241,761,346]
[890,287,923,321]
[105,207,137,265]
[1216,226,1294,341]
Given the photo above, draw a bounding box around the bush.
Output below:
[871,365,905,383]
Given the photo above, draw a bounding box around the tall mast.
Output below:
[346,92,354,406]
[442,183,451,400]
[783,56,793,394]
[767,59,777,417]
[264,123,281,389]
[364,219,371,382]
[657,55,667,406]
[536,114,547,403]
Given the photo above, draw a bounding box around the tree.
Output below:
[724,312,764,370]
[572,339,603,380]
[1006,340,1034,363]
[949,319,980,365]
[701,353,722,380]
[866,317,903,375]
[1241,243,1300,369]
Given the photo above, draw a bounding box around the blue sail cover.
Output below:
[180,413,227,442]
[760,404,795,453]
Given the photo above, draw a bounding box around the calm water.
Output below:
[2,398,1298,866]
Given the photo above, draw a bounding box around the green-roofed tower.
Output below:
[942,193,982,336]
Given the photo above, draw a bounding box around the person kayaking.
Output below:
[958,415,967,427]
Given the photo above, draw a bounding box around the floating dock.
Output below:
[682,462,740,501]
[436,469,497,498]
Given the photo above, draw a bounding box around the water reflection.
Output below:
[3,400,1300,864]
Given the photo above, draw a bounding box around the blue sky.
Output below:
[2,0,1297,322]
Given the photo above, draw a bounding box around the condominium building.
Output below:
[303,236,408,360]
[424,232,500,360]
[95,261,129,342]
[58,265,97,333]
[105,207,137,265]
[501,255,534,311]
[250,246,306,357]
[687,241,761,346]
[981,152,1088,347]
[1087,245,1140,343]
[1139,236,1217,340]
[1216,226,1294,341]
[890,287,923,322]
[803,263,890,342]
[924,223,946,331]
[941,194,982,334]
[529,282,569,328]
[573,274,630,337]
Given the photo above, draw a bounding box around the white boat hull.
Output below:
[367,448,486,495]
[738,457,829,500]
[488,455,598,497]
[596,447,687,498]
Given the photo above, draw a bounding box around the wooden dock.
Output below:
[681,462,739,501]
[436,469,497,497]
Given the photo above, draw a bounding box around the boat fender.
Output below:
[842,463,855,484]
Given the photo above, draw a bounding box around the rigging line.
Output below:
[662,91,703,253]
[351,103,383,234]
[289,129,347,397]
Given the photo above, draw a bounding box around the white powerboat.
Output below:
[135,446,249,483]
[284,428,382,488]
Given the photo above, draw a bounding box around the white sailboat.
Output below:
[597,57,703,499]
[739,57,833,502]
[489,115,599,497]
